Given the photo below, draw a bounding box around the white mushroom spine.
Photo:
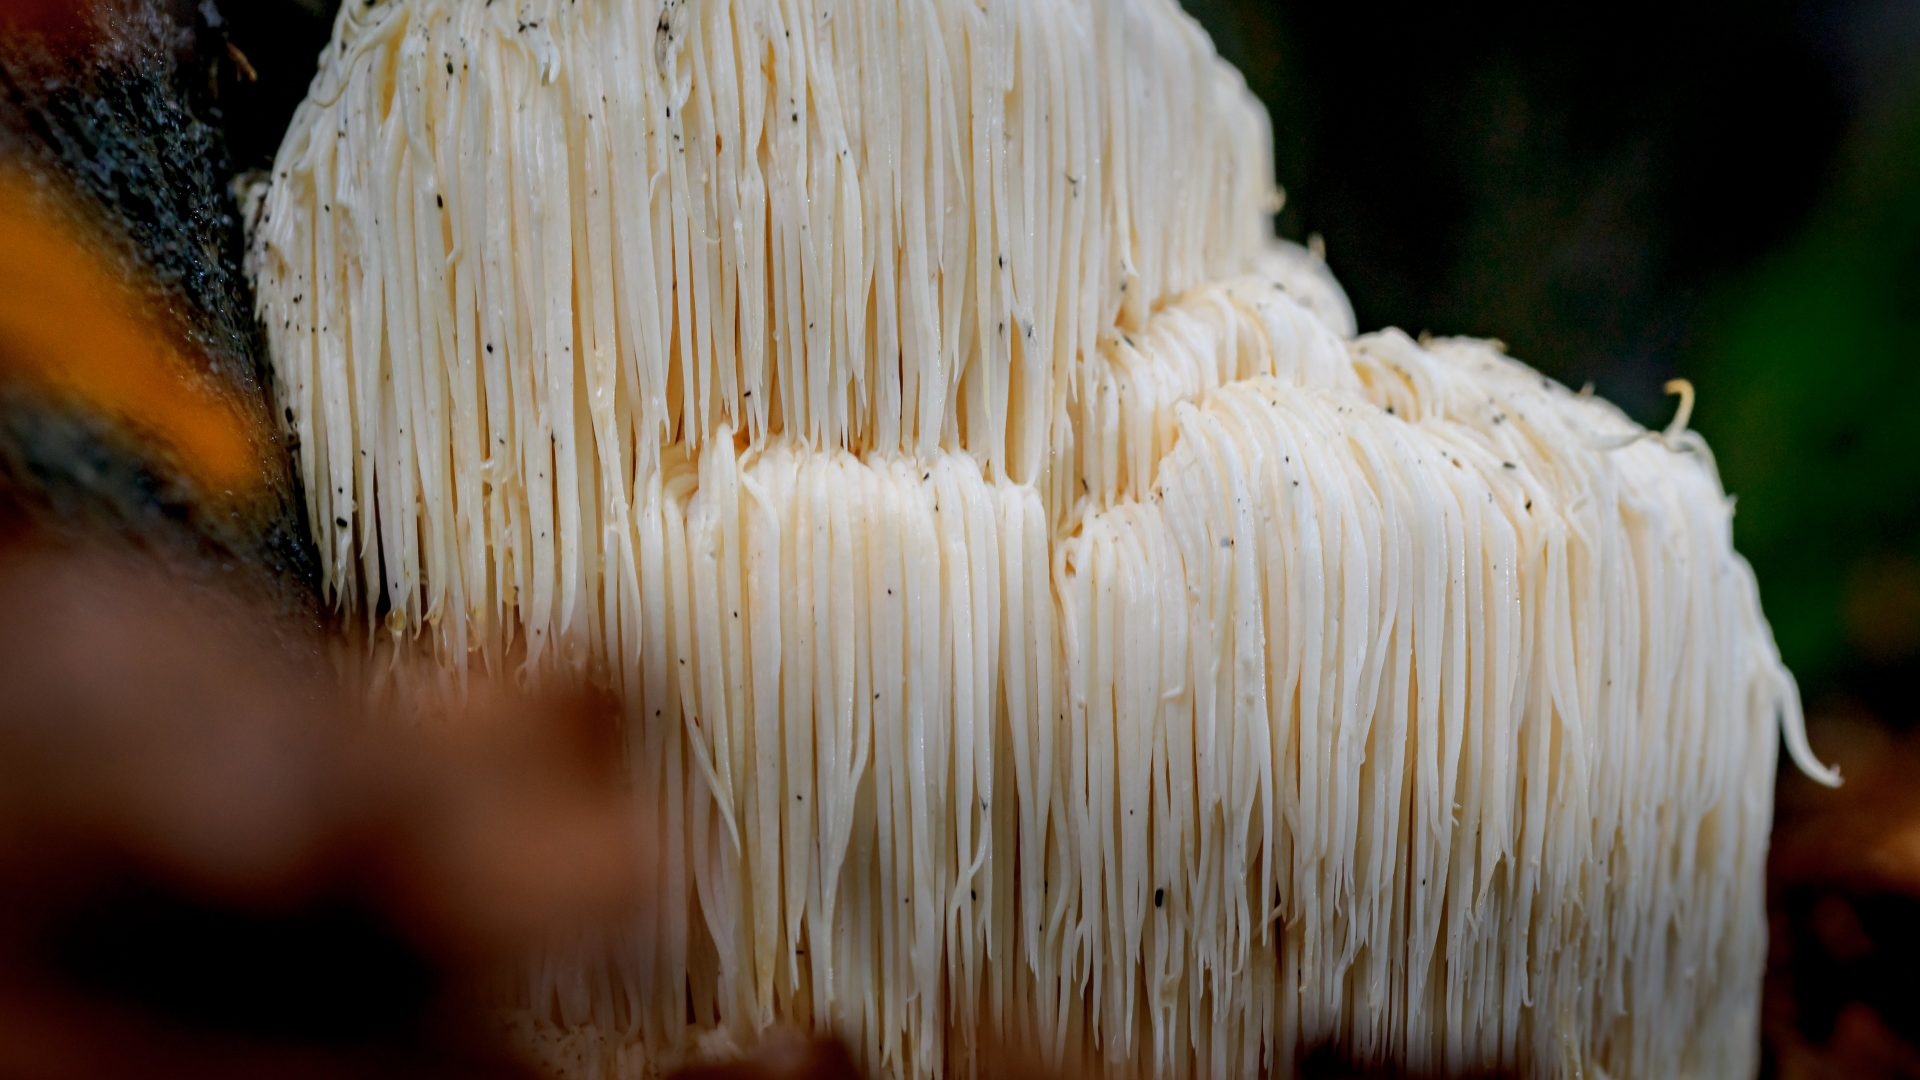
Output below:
[247,1,1833,1077]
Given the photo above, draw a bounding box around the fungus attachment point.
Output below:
[251,2,1830,1076]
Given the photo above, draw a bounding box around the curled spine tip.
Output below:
[1776,667,1842,787]
[1784,716,1843,789]
[1661,378,1695,439]
[1788,733,1843,789]
[1589,379,1702,454]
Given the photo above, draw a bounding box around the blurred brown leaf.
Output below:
[0,542,653,1080]
[1769,724,1920,1078]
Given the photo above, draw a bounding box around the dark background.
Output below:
[1178,0,1920,731]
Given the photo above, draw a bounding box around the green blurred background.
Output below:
[1179,0,1920,727]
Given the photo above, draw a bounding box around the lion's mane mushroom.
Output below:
[247,1,1833,1076]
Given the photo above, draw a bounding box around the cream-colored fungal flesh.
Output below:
[249,0,1274,663]
[248,1,1830,1077]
